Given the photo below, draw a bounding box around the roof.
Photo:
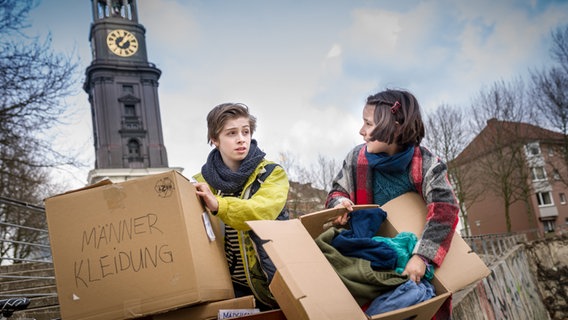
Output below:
[453,118,565,164]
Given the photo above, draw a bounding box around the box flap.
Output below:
[369,292,450,320]
[248,220,367,320]
[379,193,491,293]
[44,179,113,201]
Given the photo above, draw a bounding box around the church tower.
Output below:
[84,0,180,184]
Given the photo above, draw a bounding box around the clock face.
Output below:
[106,29,139,57]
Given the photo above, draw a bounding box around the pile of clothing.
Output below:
[314,207,436,316]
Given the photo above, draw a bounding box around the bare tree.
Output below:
[0,0,81,179]
[424,104,470,163]
[425,104,481,235]
[471,79,537,127]
[278,152,339,192]
[1,38,80,171]
[0,1,36,33]
[277,151,303,183]
[0,0,80,263]
[0,136,51,264]
[530,68,568,184]
[309,154,340,193]
[466,78,537,232]
[551,25,568,73]
[530,25,568,187]
[278,152,338,216]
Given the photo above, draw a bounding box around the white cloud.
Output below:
[29,0,568,190]
[345,8,401,61]
[137,1,199,54]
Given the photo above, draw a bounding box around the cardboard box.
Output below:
[139,296,256,320]
[248,192,490,320]
[44,170,234,320]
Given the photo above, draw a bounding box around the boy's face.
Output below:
[211,116,251,170]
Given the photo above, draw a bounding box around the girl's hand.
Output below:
[402,255,427,284]
[333,199,354,225]
[193,182,219,212]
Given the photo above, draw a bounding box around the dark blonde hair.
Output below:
[206,103,257,145]
[366,89,424,146]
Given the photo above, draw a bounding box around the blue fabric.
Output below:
[365,279,436,316]
[365,145,414,172]
[372,232,434,281]
[366,145,415,205]
[331,208,398,270]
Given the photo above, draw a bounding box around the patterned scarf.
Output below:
[201,139,266,193]
[365,145,414,173]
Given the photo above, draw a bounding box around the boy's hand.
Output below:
[193,182,219,212]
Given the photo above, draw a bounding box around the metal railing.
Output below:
[462,224,568,266]
[0,196,52,265]
[0,196,56,301]
[462,233,527,266]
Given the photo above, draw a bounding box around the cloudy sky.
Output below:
[26,0,568,190]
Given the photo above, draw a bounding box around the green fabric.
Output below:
[372,232,435,280]
[315,227,408,306]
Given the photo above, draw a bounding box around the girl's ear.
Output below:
[210,138,219,148]
[394,121,402,136]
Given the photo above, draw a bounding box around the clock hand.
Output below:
[118,37,126,48]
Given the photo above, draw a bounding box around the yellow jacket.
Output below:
[193,159,289,308]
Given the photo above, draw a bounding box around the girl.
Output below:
[193,103,289,310]
[326,89,459,319]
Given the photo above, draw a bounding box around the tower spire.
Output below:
[91,0,139,22]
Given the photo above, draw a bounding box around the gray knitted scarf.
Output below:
[201,139,266,194]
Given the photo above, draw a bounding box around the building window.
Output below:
[127,139,141,161]
[560,193,567,205]
[124,104,136,116]
[536,192,553,206]
[542,220,555,233]
[123,85,134,94]
[553,169,561,180]
[548,147,554,157]
[526,142,541,156]
[531,167,547,181]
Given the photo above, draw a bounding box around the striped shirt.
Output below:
[224,225,247,285]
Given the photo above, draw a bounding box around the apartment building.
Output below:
[451,119,568,238]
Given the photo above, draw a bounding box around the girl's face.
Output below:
[359,104,399,155]
[211,116,251,171]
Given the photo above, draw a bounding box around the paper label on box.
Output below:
[202,212,216,241]
[218,308,260,319]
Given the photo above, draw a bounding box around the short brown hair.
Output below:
[206,103,257,145]
[366,89,424,146]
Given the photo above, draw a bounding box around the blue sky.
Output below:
[26,0,568,190]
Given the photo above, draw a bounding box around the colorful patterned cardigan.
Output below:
[326,144,459,319]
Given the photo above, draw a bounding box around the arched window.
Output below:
[127,139,141,161]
